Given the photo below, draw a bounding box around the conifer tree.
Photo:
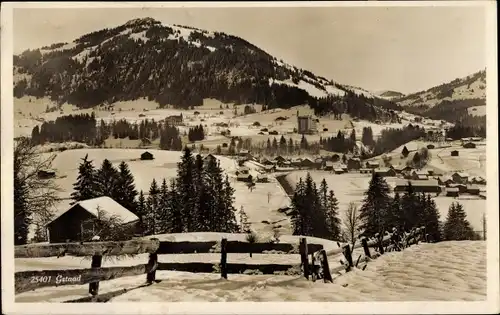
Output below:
[325,190,341,240]
[220,175,239,232]
[71,154,98,203]
[176,147,195,232]
[359,172,392,236]
[145,179,160,235]
[387,192,404,231]
[400,182,421,231]
[115,161,138,213]
[167,179,183,233]
[95,159,119,198]
[423,194,441,242]
[136,190,146,235]
[443,202,475,240]
[291,178,307,235]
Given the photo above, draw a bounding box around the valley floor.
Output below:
[15,240,486,302]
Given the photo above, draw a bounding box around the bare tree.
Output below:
[14,137,60,242]
[81,206,133,242]
[341,202,361,246]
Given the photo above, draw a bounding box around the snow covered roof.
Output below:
[49,196,139,225]
[394,179,439,187]
[453,172,469,178]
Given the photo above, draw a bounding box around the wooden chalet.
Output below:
[393,179,441,194]
[451,150,459,156]
[467,185,480,195]
[347,157,361,170]
[365,161,380,169]
[449,183,467,193]
[237,173,253,182]
[463,142,476,149]
[256,174,269,183]
[140,151,154,160]
[470,176,486,185]
[324,161,334,171]
[46,197,140,243]
[374,168,397,177]
[299,157,315,168]
[445,187,460,197]
[359,168,373,174]
[451,172,469,184]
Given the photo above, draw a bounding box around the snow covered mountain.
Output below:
[13,17,398,116]
[394,70,487,124]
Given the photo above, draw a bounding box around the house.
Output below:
[140,151,154,160]
[256,174,269,183]
[299,158,315,168]
[436,176,452,186]
[445,187,460,197]
[274,155,287,164]
[237,173,253,182]
[448,183,467,193]
[297,114,317,134]
[411,170,429,180]
[260,158,274,166]
[314,158,325,169]
[467,185,480,195]
[262,165,276,173]
[238,149,252,158]
[324,162,334,171]
[393,179,441,194]
[165,114,183,126]
[237,167,250,175]
[374,168,397,177]
[391,165,412,174]
[333,167,345,174]
[451,150,459,157]
[37,170,56,179]
[347,158,361,170]
[45,197,140,243]
[470,176,486,185]
[340,164,348,172]
[471,137,483,142]
[359,168,373,174]
[365,161,380,169]
[451,172,469,184]
[463,142,476,149]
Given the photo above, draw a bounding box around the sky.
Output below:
[12,5,488,94]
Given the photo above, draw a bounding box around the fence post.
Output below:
[311,253,317,282]
[378,236,385,255]
[299,237,309,280]
[319,250,333,283]
[361,238,371,259]
[342,244,354,272]
[88,254,102,296]
[220,238,228,279]
[146,252,158,284]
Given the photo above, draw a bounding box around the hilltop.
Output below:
[395,70,486,125]
[13,17,399,121]
[376,90,405,100]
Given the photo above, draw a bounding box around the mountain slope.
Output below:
[13,17,399,121]
[376,90,405,100]
[395,70,486,125]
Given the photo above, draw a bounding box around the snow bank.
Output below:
[15,241,486,302]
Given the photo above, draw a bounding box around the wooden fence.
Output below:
[316,226,429,278]
[14,237,330,302]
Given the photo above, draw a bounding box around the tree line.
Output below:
[290,172,479,242]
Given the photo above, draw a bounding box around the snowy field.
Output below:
[14,97,445,148]
[15,240,486,302]
[367,140,486,178]
[41,148,291,237]
[285,171,486,232]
